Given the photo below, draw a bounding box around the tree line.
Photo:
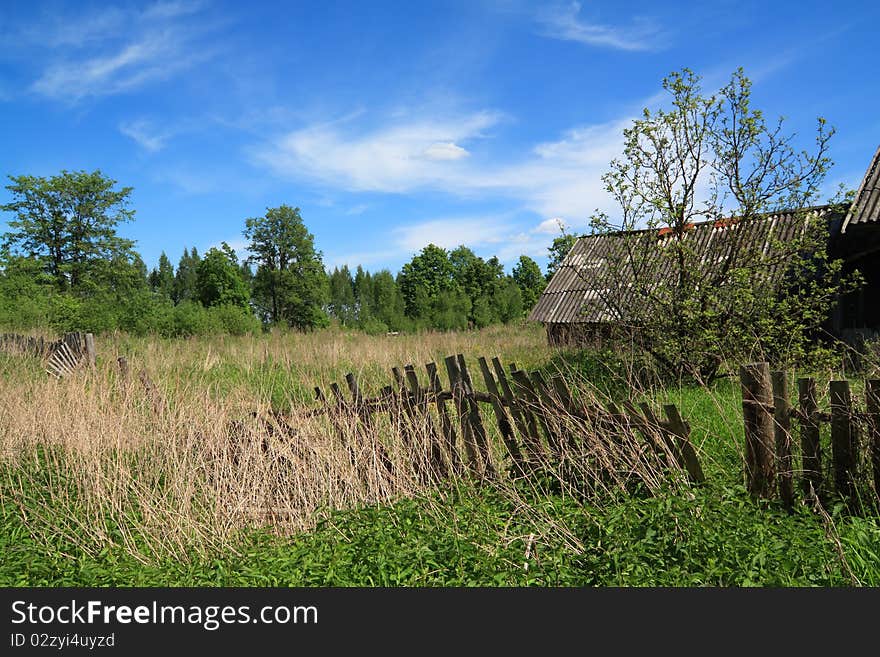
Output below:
[0,171,554,336]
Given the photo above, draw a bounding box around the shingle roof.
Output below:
[842,145,880,232]
[529,208,837,324]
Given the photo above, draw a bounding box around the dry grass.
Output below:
[0,323,689,565]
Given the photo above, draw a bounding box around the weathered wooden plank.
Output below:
[740,362,776,499]
[84,333,96,368]
[491,357,533,454]
[509,366,549,464]
[830,380,857,502]
[405,364,447,479]
[771,371,794,510]
[426,361,462,475]
[622,400,665,462]
[530,370,568,457]
[457,354,495,478]
[638,401,679,465]
[445,355,480,474]
[663,404,705,484]
[797,377,822,498]
[477,356,524,475]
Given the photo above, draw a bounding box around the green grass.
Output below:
[5,474,878,586]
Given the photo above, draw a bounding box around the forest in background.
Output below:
[0,170,577,336]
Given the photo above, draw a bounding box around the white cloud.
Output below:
[119,119,170,152]
[422,142,469,161]
[536,2,664,52]
[254,111,628,222]
[26,2,215,102]
[534,217,569,235]
[253,111,501,192]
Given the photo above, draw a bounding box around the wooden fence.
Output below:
[306,353,705,488]
[740,362,880,510]
[0,331,96,377]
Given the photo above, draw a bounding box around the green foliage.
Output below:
[149,252,175,299]
[593,67,848,382]
[546,234,577,281]
[173,247,201,304]
[196,243,251,309]
[512,255,546,312]
[207,303,262,336]
[245,205,329,330]
[2,469,870,586]
[369,269,407,331]
[1,170,136,293]
[398,243,456,319]
[328,265,357,326]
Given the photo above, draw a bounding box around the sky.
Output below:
[1,0,879,275]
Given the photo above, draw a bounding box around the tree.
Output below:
[546,234,577,281]
[448,246,508,327]
[244,205,328,329]
[196,243,250,309]
[174,247,200,304]
[328,265,356,325]
[371,269,407,331]
[149,252,175,299]
[591,67,849,381]
[398,244,456,320]
[1,170,135,293]
[512,255,546,312]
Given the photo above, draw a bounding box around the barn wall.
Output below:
[545,322,620,348]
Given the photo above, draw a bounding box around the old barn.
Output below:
[529,145,880,347]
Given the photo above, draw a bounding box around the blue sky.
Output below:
[1,0,879,275]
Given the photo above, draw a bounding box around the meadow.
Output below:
[2,322,879,586]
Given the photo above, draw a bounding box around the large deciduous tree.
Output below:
[196,243,251,309]
[1,170,136,293]
[244,205,328,329]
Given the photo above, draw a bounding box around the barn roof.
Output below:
[528,207,841,325]
[842,145,880,232]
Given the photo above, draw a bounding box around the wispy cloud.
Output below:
[119,119,171,152]
[345,204,370,216]
[422,142,470,161]
[536,2,664,52]
[254,110,628,222]
[25,1,216,102]
[254,111,501,193]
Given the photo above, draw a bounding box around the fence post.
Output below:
[740,362,776,499]
[797,378,822,498]
[830,380,857,503]
[771,371,794,511]
[84,333,96,368]
[868,380,880,508]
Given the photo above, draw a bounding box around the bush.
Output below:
[207,304,262,336]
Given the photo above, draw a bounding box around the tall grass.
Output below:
[2,322,879,585]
